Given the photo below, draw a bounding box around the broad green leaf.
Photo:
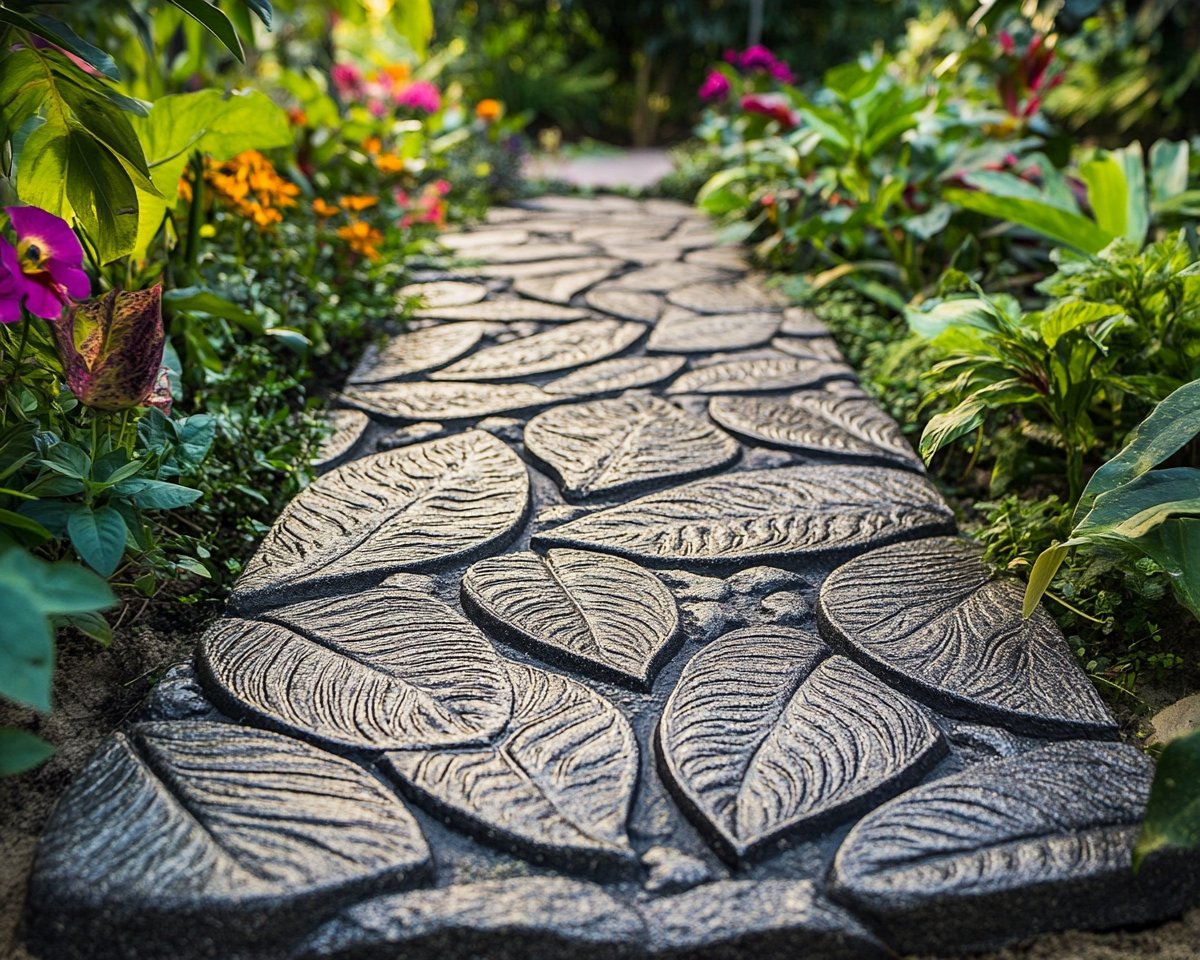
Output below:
[1149,140,1189,203]
[1135,728,1200,868]
[1074,469,1200,542]
[1077,378,1200,517]
[164,287,261,332]
[389,0,434,58]
[0,12,118,80]
[0,581,55,711]
[1022,543,1069,618]
[65,130,139,262]
[114,478,203,510]
[243,0,274,28]
[1117,142,1150,247]
[1135,518,1200,619]
[1079,154,1129,244]
[905,297,1001,340]
[946,187,1114,254]
[168,0,245,61]
[54,610,113,646]
[67,504,128,576]
[0,508,52,542]
[919,397,986,462]
[1040,299,1125,347]
[0,728,54,776]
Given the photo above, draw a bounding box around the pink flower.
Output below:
[730,45,795,84]
[332,63,364,100]
[395,80,440,113]
[0,206,90,321]
[741,93,800,129]
[699,69,731,102]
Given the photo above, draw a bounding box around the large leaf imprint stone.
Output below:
[658,627,945,865]
[829,740,1200,954]
[524,396,740,499]
[817,537,1117,738]
[383,663,639,868]
[534,464,954,568]
[200,577,513,751]
[430,319,644,381]
[461,549,679,689]
[233,431,529,611]
[27,722,430,960]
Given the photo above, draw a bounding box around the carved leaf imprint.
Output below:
[584,287,663,322]
[816,537,1117,737]
[666,281,782,314]
[610,262,734,292]
[513,267,616,304]
[542,355,687,396]
[416,300,589,323]
[468,256,626,281]
[233,432,529,611]
[647,309,780,353]
[659,627,945,864]
[313,409,369,471]
[449,241,597,263]
[430,319,645,381]
[31,721,429,916]
[534,464,954,568]
[348,323,491,384]
[200,577,514,751]
[708,393,923,470]
[523,395,740,499]
[383,662,638,865]
[342,380,555,422]
[398,280,488,308]
[461,549,680,689]
[666,357,855,395]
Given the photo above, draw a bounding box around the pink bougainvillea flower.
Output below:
[395,80,441,113]
[331,63,364,100]
[699,69,731,102]
[741,93,800,129]
[1,206,90,320]
[737,45,795,83]
[50,286,165,411]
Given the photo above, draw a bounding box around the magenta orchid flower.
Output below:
[0,206,90,322]
[395,80,441,113]
[699,70,731,102]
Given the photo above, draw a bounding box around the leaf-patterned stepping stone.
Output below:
[534,464,954,568]
[398,280,488,308]
[829,741,1192,955]
[584,287,663,322]
[348,322,491,384]
[658,626,945,865]
[684,246,750,271]
[513,267,615,304]
[232,431,529,611]
[313,408,369,471]
[666,281,782,314]
[708,393,922,470]
[416,300,589,323]
[430,319,644,382]
[524,395,739,499]
[461,548,680,689]
[441,229,531,251]
[453,241,597,264]
[666,356,854,395]
[779,306,828,337]
[816,537,1118,738]
[647,308,780,353]
[342,380,555,422]
[772,335,846,362]
[611,263,733,293]
[542,354,688,396]
[200,577,514,751]
[598,242,689,263]
[467,255,626,281]
[27,721,430,960]
[383,662,638,867]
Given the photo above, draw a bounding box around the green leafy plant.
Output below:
[1136,727,1200,866]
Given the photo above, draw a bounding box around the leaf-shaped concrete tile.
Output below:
[383,662,638,867]
[658,627,945,864]
[666,281,782,314]
[27,721,429,958]
[584,287,663,322]
[542,355,687,396]
[534,464,954,568]
[468,256,626,281]
[513,267,615,304]
[342,380,555,422]
[416,300,589,322]
[398,280,488,308]
[200,577,514,751]
[348,322,491,384]
[828,740,1196,954]
[816,537,1117,737]
[312,408,369,472]
[610,262,733,292]
[647,308,780,353]
[461,549,680,689]
[708,393,923,470]
[666,356,855,395]
[232,431,529,611]
[430,319,644,381]
[452,241,597,263]
[523,395,740,499]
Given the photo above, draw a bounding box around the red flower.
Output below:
[741,93,800,129]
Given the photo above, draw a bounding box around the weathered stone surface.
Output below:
[452,241,597,263]
[462,548,679,689]
[348,322,491,384]
[27,721,430,960]
[659,566,812,642]
[441,228,531,251]
[431,319,644,381]
[667,356,854,395]
[468,255,625,280]
[232,432,529,611]
[398,280,488,308]
[535,464,954,568]
[659,627,945,865]
[684,246,750,271]
[1149,692,1200,745]
[542,354,687,396]
[344,380,555,421]
[640,846,714,895]
[524,395,740,499]
[201,577,513,751]
[708,392,922,470]
[611,262,733,292]
[778,306,828,337]
[817,537,1118,738]
[585,287,664,322]
[666,281,782,314]
[416,299,589,323]
[647,308,780,353]
[383,662,638,867]
[772,335,846,362]
[298,879,646,960]
[313,408,370,471]
[829,740,1200,954]
[514,266,616,304]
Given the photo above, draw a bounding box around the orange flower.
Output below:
[178,174,193,203]
[361,136,382,156]
[339,195,378,212]
[375,152,405,174]
[336,220,383,261]
[381,63,411,86]
[475,98,503,122]
[204,151,299,231]
[312,198,340,219]
[288,107,308,127]
[243,201,283,229]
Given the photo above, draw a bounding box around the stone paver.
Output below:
[24,196,1200,960]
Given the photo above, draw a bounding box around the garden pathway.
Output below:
[23,196,1199,960]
